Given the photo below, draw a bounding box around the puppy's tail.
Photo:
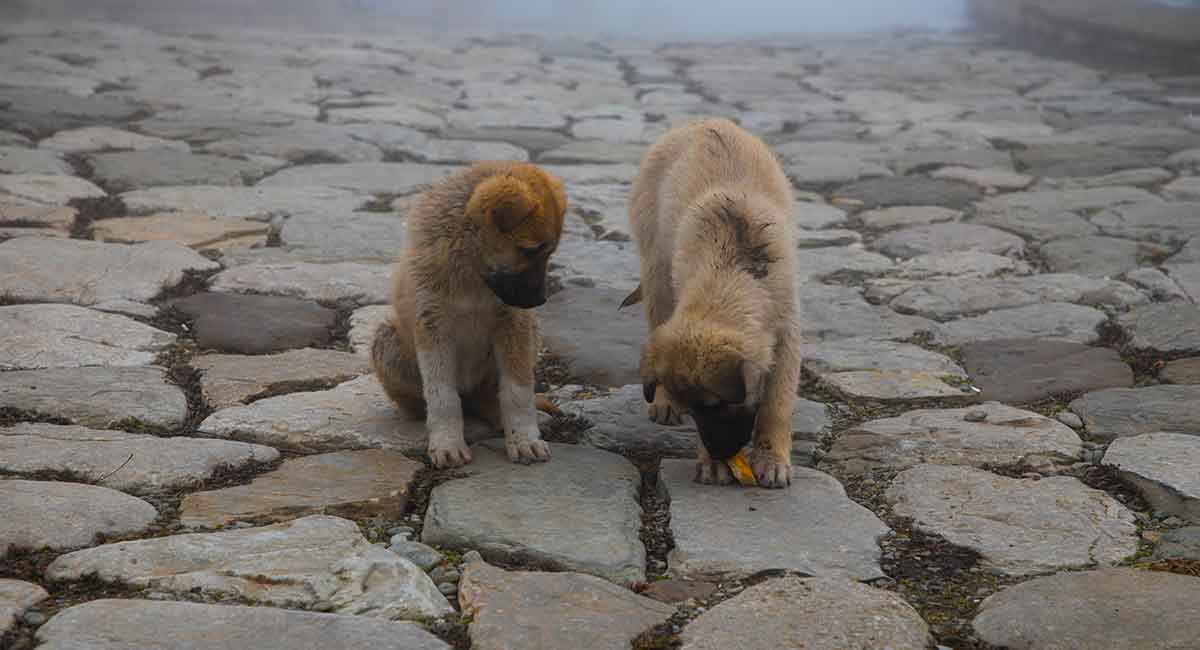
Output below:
[535,394,562,417]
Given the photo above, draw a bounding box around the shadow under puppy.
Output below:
[372,161,566,468]
[626,118,802,488]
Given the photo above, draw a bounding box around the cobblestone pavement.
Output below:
[2,17,1200,650]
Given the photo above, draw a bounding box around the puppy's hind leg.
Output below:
[371,320,426,418]
[494,312,551,464]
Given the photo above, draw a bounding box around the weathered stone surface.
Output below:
[856,205,960,230]
[193,348,369,409]
[680,577,933,650]
[1162,357,1200,384]
[874,223,1024,259]
[0,88,147,137]
[39,127,189,154]
[349,304,390,357]
[973,187,1158,241]
[35,600,451,650]
[932,165,1031,190]
[931,302,1108,346]
[1104,433,1200,523]
[799,283,936,342]
[661,459,889,581]
[0,424,278,495]
[795,246,896,282]
[199,374,495,454]
[1118,303,1200,354]
[893,251,1032,280]
[46,515,452,619]
[961,339,1133,404]
[801,339,966,377]
[1016,144,1161,177]
[539,287,646,387]
[1152,526,1200,561]
[458,557,675,650]
[120,185,361,221]
[1168,262,1200,302]
[793,201,849,229]
[563,384,831,457]
[890,273,1144,321]
[1070,385,1200,440]
[639,579,717,604]
[1047,167,1175,190]
[820,370,968,400]
[0,238,219,305]
[973,569,1200,650]
[891,147,1013,175]
[0,146,73,175]
[833,177,981,209]
[1040,236,1167,278]
[276,210,407,263]
[87,150,273,192]
[172,292,336,355]
[550,236,641,291]
[180,449,421,528]
[423,441,645,585]
[0,173,105,205]
[202,128,383,164]
[1162,176,1200,202]
[0,366,188,430]
[93,212,268,250]
[0,579,47,637]
[209,261,390,305]
[257,163,455,196]
[0,202,76,230]
[538,141,644,165]
[1092,202,1200,245]
[1124,267,1192,302]
[0,304,175,370]
[887,464,1139,576]
[0,479,157,554]
[826,403,1083,475]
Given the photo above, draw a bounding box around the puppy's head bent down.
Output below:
[640,323,772,460]
[466,164,566,309]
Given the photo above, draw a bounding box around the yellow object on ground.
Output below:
[726,451,757,487]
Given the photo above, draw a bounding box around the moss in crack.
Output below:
[66,195,126,239]
[360,193,403,213]
[150,267,220,305]
[638,465,674,582]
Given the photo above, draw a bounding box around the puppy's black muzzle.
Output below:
[690,404,756,460]
[485,270,547,309]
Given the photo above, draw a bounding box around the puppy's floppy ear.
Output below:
[706,358,747,404]
[466,175,537,233]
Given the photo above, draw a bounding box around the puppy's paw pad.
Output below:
[506,435,551,464]
[429,441,472,468]
[693,460,734,485]
[750,451,791,489]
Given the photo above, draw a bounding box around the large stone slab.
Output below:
[87,150,274,192]
[0,424,278,495]
[257,163,455,196]
[203,128,383,164]
[832,177,981,208]
[931,302,1108,346]
[856,205,960,230]
[38,126,190,154]
[1168,262,1200,302]
[199,374,496,454]
[0,366,188,430]
[825,403,1083,475]
[35,600,451,650]
[180,449,420,529]
[889,274,1144,322]
[801,339,966,377]
[539,287,646,387]
[893,251,1032,280]
[973,186,1158,242]
[0,238,219,305]
[1040,236,1168,278]
[422,441,645,585]
[1152,526,1200,561]
[458,556,675,650]
[961,339,1133,404]
[172,292,337,355]
[0,579,47,637]
[680,576,933,650]
[46,515,452,619]
[799,283,936,342]
[0,146,73,175]
[818,369,967,401]
[93,212,268,250]
[1118,303,1200,355]
[873,223,1025,259]
[1092,202,1200,245]
[193,348,369,409]
[0,479,157,554]
[0,304,175,370]
[0,88,147,137]
[1104,433,1200,523]
[0,173,105,205]
[660,459,889,581]
[972,569,1200,650]
[120,185,362,221]
[886,464,1139,576]
[564,384,831,457]
[1070,385,1200,440]
[276,210,407,263]
[209,261,390,305]
[1016,144,1161,178]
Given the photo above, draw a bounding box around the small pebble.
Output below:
[312,600,336,612]
[1163,516,1185,528]
[23,611,46,626]
[390,532,412,545]
[389,540,444,570]
[388,525,414,538]
[430,567,461,583]
[437,582,458,596]
[1057,411,1084,429]
[463,550,484,564]
[964,409,988,422]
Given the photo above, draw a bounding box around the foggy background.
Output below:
[2,0,967,37]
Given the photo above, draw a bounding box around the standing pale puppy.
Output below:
[371,161,566,468]
[626,118,801,488]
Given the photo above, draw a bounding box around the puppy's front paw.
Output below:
[749,449,791,489]
[506,431,551,465]
[649,387,685,425]
[428,435,472,468]
[693,459,734,485]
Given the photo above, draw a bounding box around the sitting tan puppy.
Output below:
[626,118,801,488]
[372,161,566,468]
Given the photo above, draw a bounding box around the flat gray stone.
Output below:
[1070,385,1200,440]
[972,569,1200,650]
[0,579,47,637]
[203,128,383,164]
[833,177,981,209]
[46,515,452,619]
[893,251,1032,280]
[873,223,1025,259]
[0,88,147,138]
[0,238,219,305]
[1162,357,1200,385]
[38,126,190,154]
[826,403,1083,475]
[422,441,646,585]
[257,163,456,196]
[801,340,966,377]
[210,261,390,305]
[0,202,76,230]
[961,339,1132,404]
[1092,202,1200,245]
[0,130,32,147]
[793,201,849,229]
[1104,433,1200,523]
[277,210,407,263]
[1040,236,1169,278]
[87,151,274,192]
[35,599,451,650]
[1167,263,1200,302]
[973,187,1158,241]
[194,349,369,409]
[891,147,1013,175]
[348,304,389,357]
[680,576,933,650]
[0,146,73,175]
[0,479,157,554]
[661,459,889,581]
[172,292,337,355]
[92,212,268,250]
[887,464,1139,576]
[856,205,960,230]
[538,141,645,165]
[800,283,936,342]
[1152,526,1200,561]
[820,370,968,400]
[1047,167,1175,190]
[931,166,1032,190]
[564,384,831,456]
[783,156,892,189]
[1016,144,1162,177]
[180,449,421,529]
[0,173,105,205]
[541,164,637,186]
[1123,267,1192,302]
[931,303,1108,346]
[890,274,1144,322]
[0,304,175,370]
[539,287,646,387]
[0,366,188,430]
[199,374,496,454]
[458,557,675,650]
[795,246,896,282]
[120,185,361,221]
[549,236,642,291]
[0,424,278,495]
[1163,176,1200,202]
[1118,303,1200,354]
